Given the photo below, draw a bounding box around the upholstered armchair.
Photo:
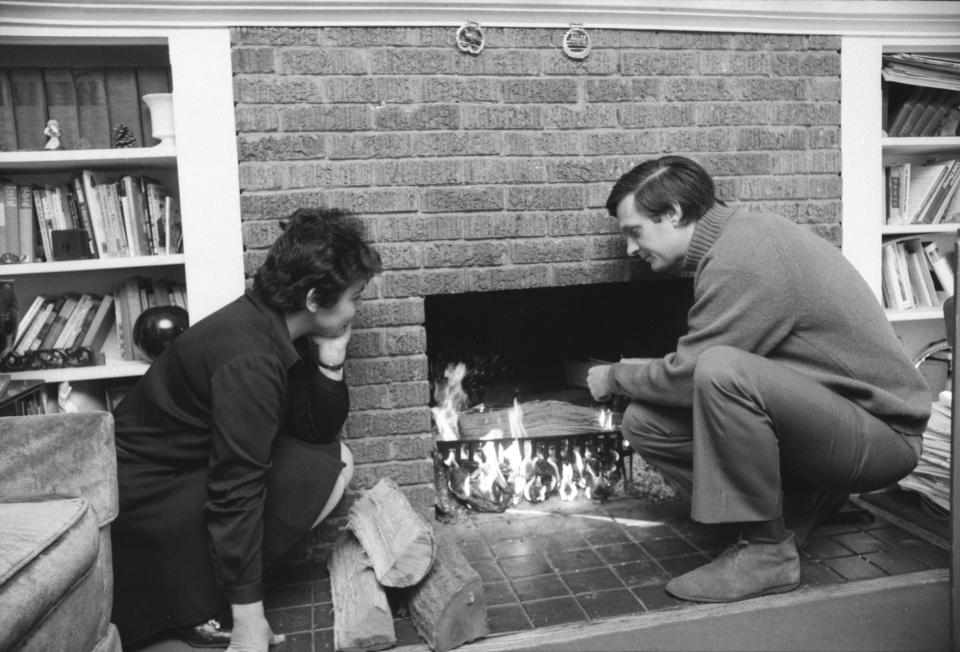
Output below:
[0,411,122,652]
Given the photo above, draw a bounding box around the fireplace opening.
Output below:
[425,278,693,513]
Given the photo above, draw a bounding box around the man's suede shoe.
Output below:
[178,619,231,648]
[665,533,801,603]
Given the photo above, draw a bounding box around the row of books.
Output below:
[885,158,960,225]
[882,53,960,138]
[899,389,951,514]
[0,66,171,152]
[0,172,181,262]
[9,277,187,363]
[881,238,955,311]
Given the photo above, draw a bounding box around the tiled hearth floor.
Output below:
[240,490,950,652]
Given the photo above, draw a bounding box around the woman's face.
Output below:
[615,195,693,272]
[310,279,366,337]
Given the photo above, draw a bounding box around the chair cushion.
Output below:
[0,498,99,650]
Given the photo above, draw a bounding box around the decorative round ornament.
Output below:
[133,305,189,361]
[562,24,591,60]
[456,21,485,55]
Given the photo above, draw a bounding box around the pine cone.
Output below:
[111,124,139,148]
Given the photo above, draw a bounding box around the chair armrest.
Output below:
[0,411,118,526]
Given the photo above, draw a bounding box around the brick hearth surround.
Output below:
[231,26,841,553]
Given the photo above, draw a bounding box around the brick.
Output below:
[772,102,840,126]
[662,78,738,101]
[479,27,556,49]
[279,48,369,75]
[352,461,435,490]
[546,211,617,236]
[462,105,543,130]
[807,78,841,102]
[657,32,736,50]
[241,219,284,248]
[328,133,413,159]
[546,158,624,184]
[237,134,324,161]
[348,434,392,461]
[352,299,424,328]
[411,132,503,157]
[731,33,807,51]
[502,79,579,103]
[621,51,698,76]
[700,52,768,75]
[243,251,267,276]
[323,77,419,103]
[740,78,808,101]
[584,131,660,156]
[377,214,462,242]
[371,49,453,75]
[348,356,428,385]
[735,175,841,201]
[545,105,619,129]
[346,407,432,438]
[380,270,469,297]
[375,243,422,269]
[422,186,503,213]
[456,50,542,76]
[506,185,584,211]
[235,105,280,132]
[501,132,582,156]
[421,78,501,103]
[317,27,422,47]
[347,329,385,357]
[373,104,460,130]
[279,105,370,131]
[756,200,841,224]
[541,50,620,76]
[467,265,550,292]
[462,159,548,185]
[235,76,326,103]
[552,261,631,286]
[590,234,627,259]
[323,187,419,213]
[768,151,841,174]
[803,35,841,51]
[374,160,461,186]
[771,53,840,77]
[387,383,432,409]
[588,29,658,49]
[423,241,509,268]
[661,127,736,152]
[697,152,774,176]
[232,27,318,46]
[232,48,276,73]
[349,385,392,411]
[463,213,536,239]
[619,104,697,128]
[511,238,587,264]
[585,79,662,103]
[694,103,771,126]
[384,326,427,355]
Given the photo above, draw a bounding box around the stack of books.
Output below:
[899,390,951,515]
[0,65,171,152]
[885,157,960,225]
[0,172,181,263]
[883,53,960,138]
[881,238,954,311]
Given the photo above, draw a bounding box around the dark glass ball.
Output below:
[133,306,189,361]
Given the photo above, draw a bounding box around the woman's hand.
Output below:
[226,602,285,652]
[587,364,613,402]
[310,324,352,369]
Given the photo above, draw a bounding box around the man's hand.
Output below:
[226,602,285,652]
[587,365,613,402]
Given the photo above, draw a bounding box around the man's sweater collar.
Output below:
[681,203,738,275]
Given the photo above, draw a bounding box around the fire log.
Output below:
[347,477,437,587]
[406,535,489,652]
[328,531,396,652]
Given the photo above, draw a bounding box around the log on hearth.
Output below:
[405,535,489,652]
[347,477,436,587]
[328,531,396,652]
[458,399,605,440]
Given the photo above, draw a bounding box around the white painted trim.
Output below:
[0,1,959,36]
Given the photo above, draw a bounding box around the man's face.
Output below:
[615,196,692,272]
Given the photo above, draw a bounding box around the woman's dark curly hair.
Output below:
[254,208,382,311]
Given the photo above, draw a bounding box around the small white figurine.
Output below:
[44,119,62,150]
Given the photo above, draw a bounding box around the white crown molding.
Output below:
[0,1,958,37]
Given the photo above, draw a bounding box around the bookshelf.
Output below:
[842,37,960,364]
[0,28,244,384]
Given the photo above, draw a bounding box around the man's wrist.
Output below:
[317,359,345,371]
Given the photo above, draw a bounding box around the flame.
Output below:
[597,407,614,432]
[432,362,469,441]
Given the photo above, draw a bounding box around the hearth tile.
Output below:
[656,553,711,577]
[264,579,312,610]
[680,528,740,555]
[620,522,678,542]
[612,559,672,587]
[799,560,843,586]
[631,584,687,611]
[817,520,867,537]
[483,580,519,606]
[900,540,951,568]
[580,524,634,546]
[470,559,506,582]
[454,536,495,561]
[511,573,570,601]
[264,604,312,636]
[523,596,588,628]
[497,552,553,578]
[313,602,333,632]
[638,535,699,559]
[863,549,927,575]
[594,541,648,565]
[577,587,645,620]
[547,547,605,572]
[802,537,857,560]
[867,525,929,548]
[279,631,314,652]
[486,603,534,635]
[489,536,545,559]
[830,530,889,554]
[561,567,625,594]
[538,533,591,554]
[314,628,334,652]
[264,560,312,586]
[821,555,887,581]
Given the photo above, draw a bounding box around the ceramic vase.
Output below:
[142,93,176,147]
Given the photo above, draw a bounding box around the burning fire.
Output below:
[432,363,624,508]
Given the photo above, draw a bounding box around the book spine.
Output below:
[31,188,53,261]
[80,170,114,257]
[42,68,80,150]
[13,299,53,356]
[54,293,95,350]
[923,241,955,298]
[16,185,36,263]
[927,160,960,225]
[12,295,46,352]
[9,68,48,151]
[2,184,21,259]
[80,294,114,353]
[72,68,110,150]
[40,294,79,350]
[105,67,144,147]
[27,295,66,353]
[0,69,18,152]
[71,176,99,257]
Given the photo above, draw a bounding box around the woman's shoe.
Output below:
[178,619,232,648]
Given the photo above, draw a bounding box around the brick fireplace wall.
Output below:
[230,26,841,530]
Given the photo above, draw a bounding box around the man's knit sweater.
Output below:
[604,203,931,436]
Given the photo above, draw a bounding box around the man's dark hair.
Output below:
[254,207,382,312]
[605,156,724,225]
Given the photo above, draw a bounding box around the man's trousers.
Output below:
[620,346,922,524]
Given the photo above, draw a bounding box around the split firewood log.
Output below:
[347,477,437,587]
[405,534,489,652]
[328,531,396,652]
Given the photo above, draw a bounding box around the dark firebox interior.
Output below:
[425,278,694,409]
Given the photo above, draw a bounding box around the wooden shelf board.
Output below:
[0,254,185,276]
[7,359,149,383]
[0,145,176,171]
